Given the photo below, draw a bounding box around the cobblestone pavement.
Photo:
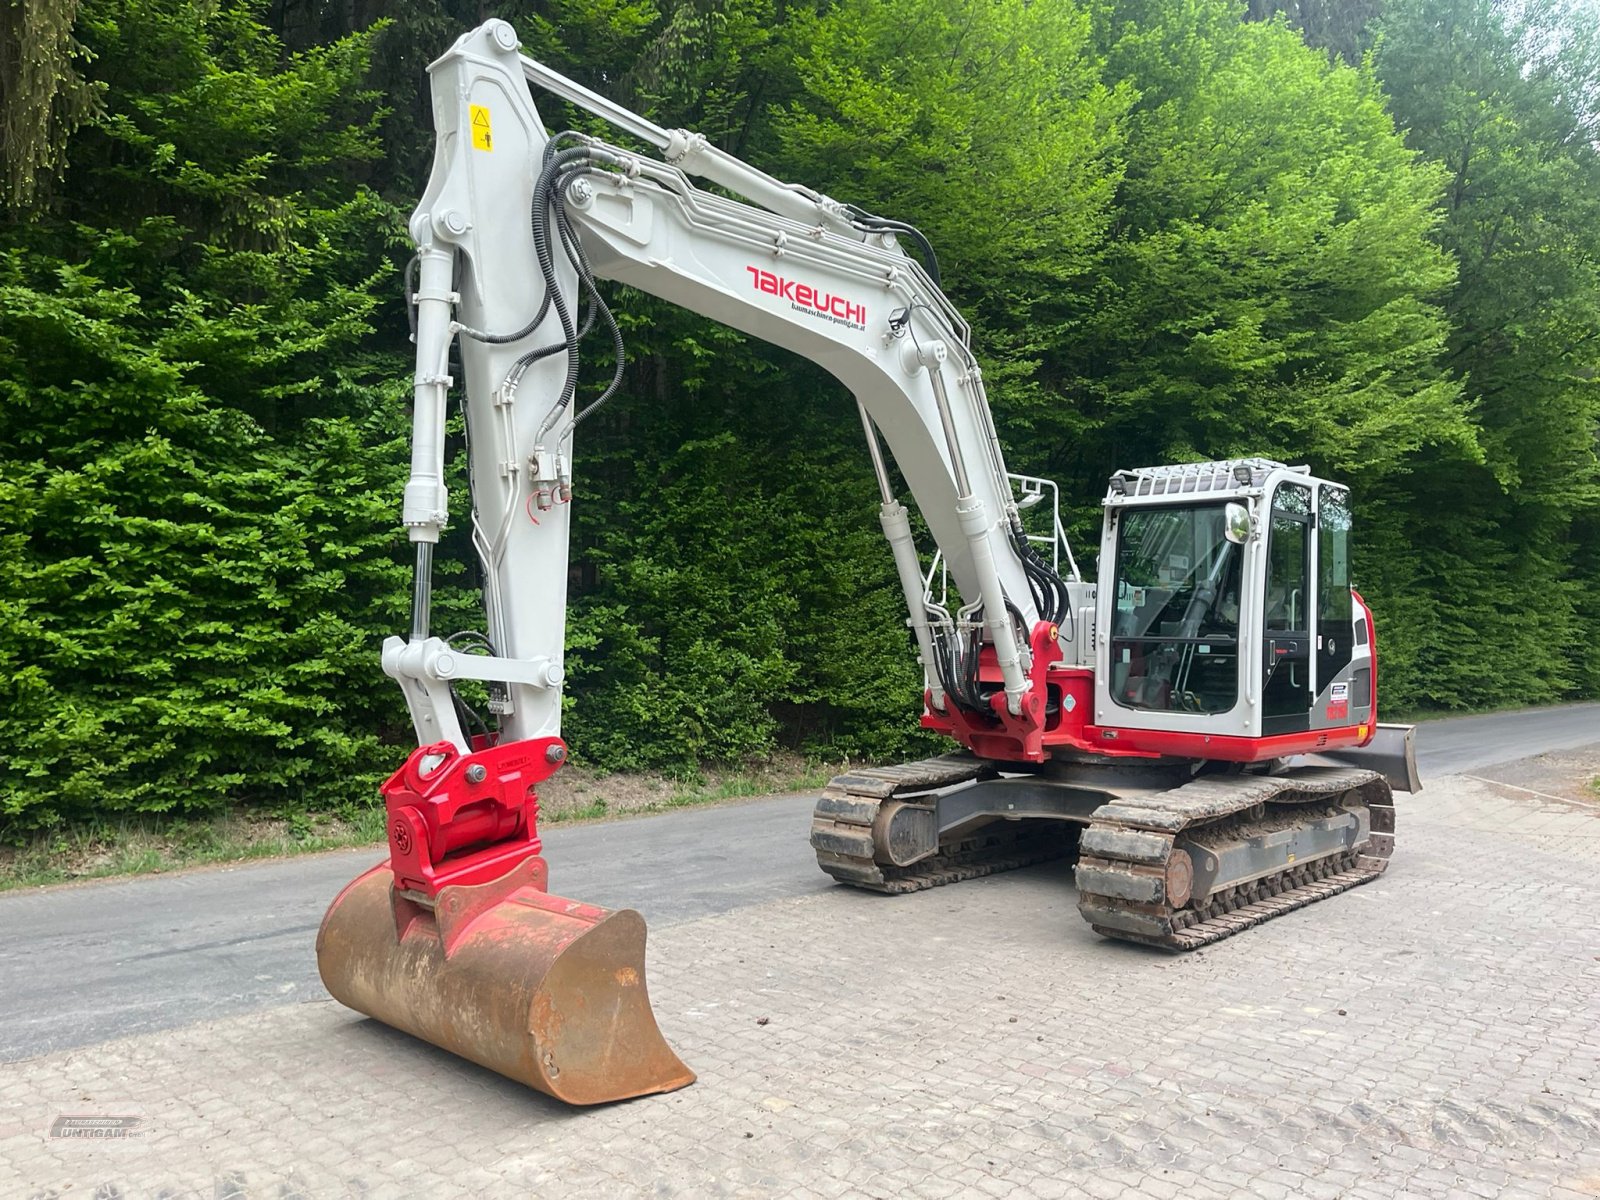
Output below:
[2,772,1598,1200]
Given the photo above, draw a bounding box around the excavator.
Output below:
[317,20,1420,1106]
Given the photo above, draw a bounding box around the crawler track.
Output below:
[1074,766,1395,950]
[809,756,1074,893]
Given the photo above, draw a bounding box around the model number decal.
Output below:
[746,266,866,330]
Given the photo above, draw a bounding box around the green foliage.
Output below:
[1052,1,1485,708]
[5,0,1599,836]
[1072,0,1471,472]
[773,0,1125,425]
[566,413,939,768]
[774,0,1122,274]
[1243,0,1385,65]
[565,433,802,767]
[0,0,101,209]
[0,1,407,833]
[1371,0,1600,706]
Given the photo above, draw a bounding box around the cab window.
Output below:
[1110,504,1241,714]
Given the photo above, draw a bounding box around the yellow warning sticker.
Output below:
[469,104,493,152]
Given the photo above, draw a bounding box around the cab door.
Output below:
[1261,482,1312,734]
[1311,484,1356,730]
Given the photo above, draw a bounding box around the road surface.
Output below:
[0,702,1594,1063]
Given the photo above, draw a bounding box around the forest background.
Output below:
[2,0,1597,834]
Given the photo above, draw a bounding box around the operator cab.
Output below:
[1092,459,1373,756]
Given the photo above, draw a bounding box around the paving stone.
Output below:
[2,775,1598,1198]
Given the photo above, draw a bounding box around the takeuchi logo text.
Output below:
[746,266,866,329]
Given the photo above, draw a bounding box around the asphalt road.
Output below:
[1,703,1594,1063]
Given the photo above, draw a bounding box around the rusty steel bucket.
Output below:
[317,856,695,1105]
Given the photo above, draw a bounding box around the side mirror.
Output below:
[1224,501,1252,545]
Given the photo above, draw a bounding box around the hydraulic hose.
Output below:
[848,209,941,288]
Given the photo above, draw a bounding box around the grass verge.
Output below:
[0,755,839,893]
[1386,698,1596,724]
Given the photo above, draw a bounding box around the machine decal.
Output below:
[746,266,866,330]
[1328,681,1349,721]
[470,104,493,151]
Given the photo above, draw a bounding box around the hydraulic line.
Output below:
[848,208,941,287]
[500,179,609,407]
[453,145,595,347]
[1013,526,1070,627]
[925,352,1027,712]
[528,153,629,442]
[559,177,627,431]
[529,154,586,425]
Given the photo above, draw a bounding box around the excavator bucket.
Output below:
[317,856,694,1105]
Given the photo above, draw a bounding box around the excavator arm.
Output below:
[390,20,1072,759]
[319,19,1073,1107]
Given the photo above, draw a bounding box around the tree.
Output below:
[771,0,1125,424]
[1244,0,1385,65]
[0,1,408,830]
[1017,0,1473,707]
[0,0,100,208]
[1373,0,1600,704]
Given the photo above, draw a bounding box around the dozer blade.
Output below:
[1307,722,1422,793]
[316,857,694,1105]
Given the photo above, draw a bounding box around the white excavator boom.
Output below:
[385,20,1076,758]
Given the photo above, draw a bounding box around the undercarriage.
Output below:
[810,753,1395,950]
